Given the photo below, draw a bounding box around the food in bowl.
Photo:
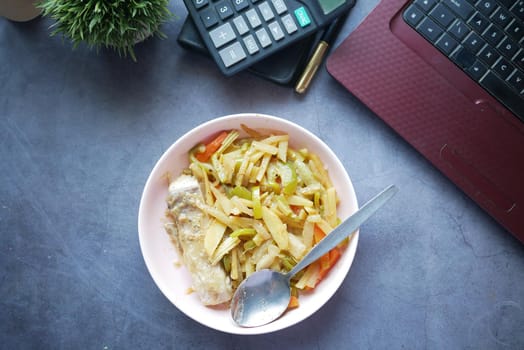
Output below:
[163,124,350,308]
[138,113,359,334]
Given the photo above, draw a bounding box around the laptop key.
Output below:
[514,50,524,70]
[497,0,514,9]
[417,16,443,42]
[476,0,497,17]
[414,0,438,12]
[478,45,500,67]
[449,19,470,40]
[468,12,490,33]
[497,36,519,60]
[429,3,455,27]
[442,0,475,20]
[436,33,459,54]
[403,0,524,122]
[506,19,523,41]
[451,46,476,69]
[492,57,515,80]
[467,60,488,80]
[507,70,524,95]
[404,4,425,26]
[511,1,524,21]
[463,32,486,54]
[491,6,512,28]
[482,23,505,46]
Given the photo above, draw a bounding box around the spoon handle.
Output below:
[286,184,398,279]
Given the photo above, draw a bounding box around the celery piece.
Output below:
[266,162,279,183]
[295,159,315,186]
[281,254,297,271]
[222,254,232,274]
[261,181,281,194]
[230,228,256,239]
[243,240,257,251]
[230,185,252,200]
[314,191,321,209]
[252,186,262,219]
[277,162,297,195]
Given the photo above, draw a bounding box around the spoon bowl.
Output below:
[231,185,398,327]
[230,270,291,327]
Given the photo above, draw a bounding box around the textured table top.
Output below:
[2,1,524,349]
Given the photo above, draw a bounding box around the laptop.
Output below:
[326,0,524,243]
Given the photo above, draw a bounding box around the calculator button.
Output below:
[294,7,311,27]
[232,0,249,12]
[258,2,274,21]
[216,1,234,20]
[219,41,247,67]
[243,34,260,54]
[255,28,272,47]
[209,23,236,48]
[200,8,219,28]
[268,21,284,41]
[193,0,209,9]
[246,9,262,28]
[233,16,249,35]
[281,14,297,34]
[271,0,287,14]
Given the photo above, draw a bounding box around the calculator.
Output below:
[182,0,354,76]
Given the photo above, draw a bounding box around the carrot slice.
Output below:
[288,295,300,309]
[195,131,228,162]
[313,224,341,283]
[318,248,341,281]
[313,224,325,244]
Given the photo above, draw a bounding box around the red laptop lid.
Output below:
[326,0,524,242]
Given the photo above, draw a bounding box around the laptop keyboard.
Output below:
[403,0,524,121]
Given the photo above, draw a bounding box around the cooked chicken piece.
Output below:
[165,174,233,305]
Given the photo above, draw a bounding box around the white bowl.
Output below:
[138,113,359,335]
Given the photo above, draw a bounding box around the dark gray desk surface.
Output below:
[2,1,524,349]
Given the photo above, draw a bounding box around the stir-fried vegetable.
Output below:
[187,126,350,308]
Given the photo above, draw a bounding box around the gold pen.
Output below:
[295,11,350,94]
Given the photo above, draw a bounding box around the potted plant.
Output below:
[37,0,172,61]
[1,0,42,22]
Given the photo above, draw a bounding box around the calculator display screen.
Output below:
[317,0,346,14]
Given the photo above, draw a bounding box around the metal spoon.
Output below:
[230,184,398,327]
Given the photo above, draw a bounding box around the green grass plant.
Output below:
[38,0,173,61]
